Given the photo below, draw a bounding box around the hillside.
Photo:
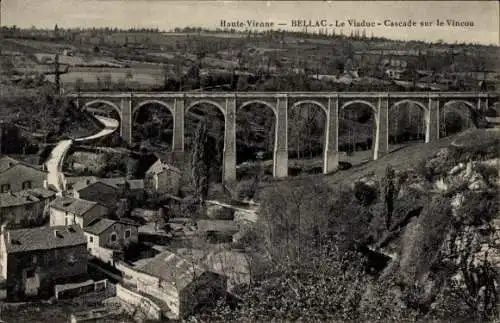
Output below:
[196,127,500,322]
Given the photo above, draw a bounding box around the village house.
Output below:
[0,225,88,301]
[50,196,109,227]
[84,218,139,264]
[0,188,56,230]
[144,159,181,196]
[0,156,47,193]
[196,220,240,244]
[71,177,145,209]
[72,179,121,209]
[117,250,227,319]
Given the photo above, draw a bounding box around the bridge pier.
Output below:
[172,98,185,164]
[374,96,389,160]
[120,96,133,145]
[323,97,339,174]
[273,96,288,178]
[223,97,237,182]
[426,97,440,143]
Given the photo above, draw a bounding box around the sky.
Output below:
[2,0,499,45]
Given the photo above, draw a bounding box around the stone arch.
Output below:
[185,99,227,182]
[389,99,428,144]
[290,100,328,115]
[441,100,476,136]
[238,100,277,117]
[186,100,226,117]
[132,100,175,148]
[339,99,378,158]
[391,99,428,113]
[133,100,174,116]
[340,100,377,113]
[83,100,121,118]
[235,100,278,175]
[288,100,328,172]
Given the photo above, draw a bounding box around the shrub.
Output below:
[354,182,378,206]
[455,190,498,226]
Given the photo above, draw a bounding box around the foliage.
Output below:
[190,120,210,211]
[354,181,378,207]
[455,190,498,226]
[399,195,453,283]
[381,165,397,228]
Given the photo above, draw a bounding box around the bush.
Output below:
[354,182,378,206]
[456,190,498,226]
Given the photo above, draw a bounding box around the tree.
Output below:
[54,54,61,93]
[191,120,210,213]
[381,165,396,229]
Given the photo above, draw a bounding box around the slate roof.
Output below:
[51,196,99,216]
[0,156,20,172]
[71,177,144,192]
[0,188,56,208]
[136,250,206,290]
[146,159,181,176]
[85,217,139,235]
[0,156,46,174]
[5,224,86,253]
[84,218,116,235]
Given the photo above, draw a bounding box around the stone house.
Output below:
[196,220,240,244]
[0,156,47,193]
[0,225,88,301]
[71,177,145,209]
[144,159,181,197]
[0,188,56,230]
[50,196,109,228]
[84,218,139,264]
[72,180,122,210]
[117,250,227,319]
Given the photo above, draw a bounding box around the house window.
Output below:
[22,181,32,190]
[68,254,76,266]
[110,233,117,242]
[0,184,10,193]
[89,236,93,243]
[32,255,37,264]
[26,269,36,278]
[125,229,131,239]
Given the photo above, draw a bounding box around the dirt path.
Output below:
[44,115,119,192]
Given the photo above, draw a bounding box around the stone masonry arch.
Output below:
[133,100,174,116]
[238,100,277,117]
[83,100,122,118]
[289,100,330,173]
[132,100,175,148]
[390,99,429,143]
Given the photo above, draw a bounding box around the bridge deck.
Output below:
[67,91,495,99]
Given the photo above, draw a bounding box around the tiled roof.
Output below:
[0,188,55,208]
[136,250,205,291]
[71,177,143,191]
[51,196,99,216]
[0,156,20,172]
[5,224,86,253]
[84,218,116,235]
[69,176,99,191]
[146,159,181,175]
[0,156,46,174]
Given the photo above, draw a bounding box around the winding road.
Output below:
[45,115,119,192]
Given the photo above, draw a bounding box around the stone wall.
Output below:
[116,283,162,321]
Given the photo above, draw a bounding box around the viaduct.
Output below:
[68,92,496,182]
